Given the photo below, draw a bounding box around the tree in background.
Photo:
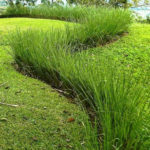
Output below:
[132,0,150,6]
[6,0,150,7]
[67,0,150,7]
[26,0,38,5]
[41,0,64,5]
[132,0,140,6]
[144,0,149,5]
[41,0,51,5]
[7,0,14,6]
[67,0,130,7]
[67,0,107,5]
[7,0,38,6]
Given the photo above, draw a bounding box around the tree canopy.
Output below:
[6,0,150,7]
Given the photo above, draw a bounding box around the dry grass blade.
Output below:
[0,82,8,87]
[0,102,19,107]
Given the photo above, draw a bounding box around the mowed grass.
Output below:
[85,23,150,83]
[0,19,89,150]
[0,17,74,35]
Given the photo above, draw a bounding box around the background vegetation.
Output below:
[5,0,150,8]
[2,5,132,48]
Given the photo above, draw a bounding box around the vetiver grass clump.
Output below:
[8,27,150,150]
[82,7,131,46]
[3,5,132,47]
[2,5,86,22]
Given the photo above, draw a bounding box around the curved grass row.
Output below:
[2,5,132,47]
[9,29,150,150]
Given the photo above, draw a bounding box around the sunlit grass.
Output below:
[8,26,150,149]
[2,4,150,150]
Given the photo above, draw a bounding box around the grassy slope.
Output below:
[0,18,88,150]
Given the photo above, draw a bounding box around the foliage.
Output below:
[8,23,150,149]
[5,0,150,8]
[67,0,107,5]
[67,0,150,7]
[146,15,150,23]
[2,5,132,47]
[6,0,38,6]
[134,13,150,24]
[1,2,150,150]
[41,0,64,5]
[4,5,150,150]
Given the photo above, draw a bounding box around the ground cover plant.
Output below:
[1,5,150,150]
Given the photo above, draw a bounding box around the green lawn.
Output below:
[0,17,73,36]
[0,18,73,30]
[76,23,150,105]
[87,23,150,72]
[0,18,88,150]
[84,23,150,92]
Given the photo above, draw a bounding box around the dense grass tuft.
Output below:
[3,5,132,47]
[8,28,150,149]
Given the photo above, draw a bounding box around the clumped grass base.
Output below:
[9,24,150,149]
[2,5,132,47]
